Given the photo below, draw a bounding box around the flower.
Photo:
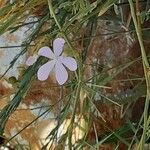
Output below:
[26,38,77,85]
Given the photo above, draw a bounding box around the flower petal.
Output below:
[53,38,65,56]
[55,62,68,85]
[38,46,54,59]
[37,60,55,81]
[61,57,77,71]
[26,55,37,66]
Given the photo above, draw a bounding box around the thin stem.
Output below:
[128,0,149,68]
[47,0,80,82]
[128,0,150,149]
[47,0,78,58]
[116,0,150,6]
[47,2,84,148]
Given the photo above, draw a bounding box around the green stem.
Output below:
[68,79,82,148]
[47,0,80,81]
[128,0,149,68]
[47,1,84,148]
[128,0,150,149]
[47,0,78,58]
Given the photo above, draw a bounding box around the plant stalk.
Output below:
[128,0,150,149]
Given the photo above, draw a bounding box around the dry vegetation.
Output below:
[0,0,150,149]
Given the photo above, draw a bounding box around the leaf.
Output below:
[0,13,20,35]
[97,123,133,144]
[0,57,45,135]
[63,1,98,30]
[98,0,118,16]
[0,3,14,18]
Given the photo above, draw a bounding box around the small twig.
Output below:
[8,20,39,31]
[1,27,150,49]
[0,44,35,49]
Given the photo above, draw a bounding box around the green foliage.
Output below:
[0,0,150,149]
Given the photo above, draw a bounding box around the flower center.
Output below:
[55,56,63,63]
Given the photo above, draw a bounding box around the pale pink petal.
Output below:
[26,55,37,66]
[53,38,65,56]
[37,60,55,81]
[38,46,55,59]
[55,62,68,85]
[61,57,77,71]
